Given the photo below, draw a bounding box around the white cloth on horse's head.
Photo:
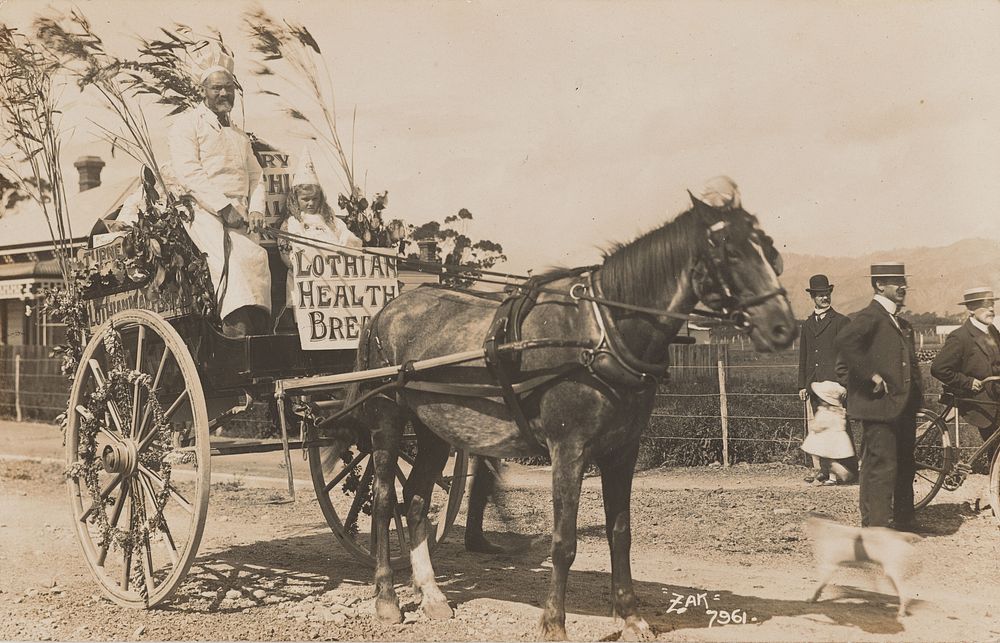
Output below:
[169,103,270,318]
[699,175,742,209]
[189,41,235,84]
[810,380,846,407]
[291,145,321,187]
[281,213,363,308]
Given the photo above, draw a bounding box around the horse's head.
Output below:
[687,193,797,351]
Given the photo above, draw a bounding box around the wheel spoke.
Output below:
[325,450,367,493]
[346,459,374,531]
[137,348,172,441]
[915,461,945,474]
[162,389,190,423]
[393,500,408,553]
[133,480,156,599]
[98,483,130,566]
[130,325,146,439]
[88,359,126,433]
[139,464,193,515]
[81,473,125,523]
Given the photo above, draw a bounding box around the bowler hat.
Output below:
[869,262,909,278]
[958,287,995,307]
[806,274,834,293]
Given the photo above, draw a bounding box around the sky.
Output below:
[2,0,999,274]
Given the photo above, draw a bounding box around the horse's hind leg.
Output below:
[598,439,653,641]
[465,456,506,553]
[369,401,405,623]
[539,441,587,641]
[403,420,453,619]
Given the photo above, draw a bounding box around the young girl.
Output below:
[276,151,363,324]
[801,381,858,484]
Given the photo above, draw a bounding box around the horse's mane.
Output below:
[600,208,705,305]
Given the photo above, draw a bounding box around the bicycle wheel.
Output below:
[989,448,1000,526]
[913,407,952,511]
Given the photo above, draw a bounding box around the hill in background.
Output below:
[780,238,1000,318]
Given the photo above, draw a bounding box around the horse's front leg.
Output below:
[370,407,404,623]
[540,441,587,641]
[599,439,654,641]
[403,422,453,619]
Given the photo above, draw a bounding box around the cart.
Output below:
[64,234,469,609]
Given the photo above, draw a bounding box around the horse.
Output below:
[349,192,797,640]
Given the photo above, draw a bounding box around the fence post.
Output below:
[717,348,729,467]
[14,353,22,423]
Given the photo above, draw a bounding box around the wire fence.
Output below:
[0,340,985,468]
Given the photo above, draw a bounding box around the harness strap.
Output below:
[402,363,581,399]
[484,301,547,454]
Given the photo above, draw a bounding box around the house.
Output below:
[0,157,136,346]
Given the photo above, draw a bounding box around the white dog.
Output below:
[806,514,922,617]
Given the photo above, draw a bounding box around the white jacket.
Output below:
[168,104,271,318]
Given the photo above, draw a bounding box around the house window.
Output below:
[37,306,67,346]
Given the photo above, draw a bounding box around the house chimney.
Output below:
[74,156,105,192]
[416,239,439,263]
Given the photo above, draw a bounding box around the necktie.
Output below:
[217,113,230,127]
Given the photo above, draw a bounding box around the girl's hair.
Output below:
[287,183,336,224]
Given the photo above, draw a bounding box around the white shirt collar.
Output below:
[970,317,990,334]
[873,294,897,316]
[814,306,831,317]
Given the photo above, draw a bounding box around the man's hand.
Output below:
[218,204,244,228]
[971,378,984,393]
[248,210,265,233]
[872,373,888,396]
[798,388,808,401]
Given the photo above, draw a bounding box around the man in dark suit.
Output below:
[931,287,1000,461]
[798,274,853,483]
[835,262,922,530]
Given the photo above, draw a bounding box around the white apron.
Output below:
[169,104,270,319]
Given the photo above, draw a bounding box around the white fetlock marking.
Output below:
[410,538,440,593]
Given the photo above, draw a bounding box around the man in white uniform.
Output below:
[169,45,270,337]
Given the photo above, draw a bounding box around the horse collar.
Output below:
[580,272,668,387]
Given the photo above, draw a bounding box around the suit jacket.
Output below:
[835,300,922,422]
[798,308,851,389]
[930,319,1000,429]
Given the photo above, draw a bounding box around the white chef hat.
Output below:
[189,41,235,84]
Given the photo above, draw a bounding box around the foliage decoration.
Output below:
[0,24,75,286]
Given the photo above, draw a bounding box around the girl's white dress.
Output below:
[801,403,855,460]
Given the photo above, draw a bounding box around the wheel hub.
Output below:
[101,440,139,475]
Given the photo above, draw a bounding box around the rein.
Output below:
[263,224,784,331]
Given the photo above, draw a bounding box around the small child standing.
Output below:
[801,381,858,484]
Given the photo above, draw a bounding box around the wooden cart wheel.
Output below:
[308,428,468,570]
[66,310,210,608]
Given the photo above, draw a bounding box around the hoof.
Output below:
[540,617,567,641]
[422,597,454,620]
[621,618,655,641]
[375,596,403,623]
[465,535,507,554]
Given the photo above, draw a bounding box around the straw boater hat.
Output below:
[810,381,846,407]
[189,41,235,84]
[958,287,995,308]
[869,262,909,278]
[806,274,834,294]
[291,146,321,188]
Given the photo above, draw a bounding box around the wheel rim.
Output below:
[67,310,210,608]
[913,408,951,511]
[308,428,468,570]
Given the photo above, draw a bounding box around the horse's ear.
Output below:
[688,190,720,223]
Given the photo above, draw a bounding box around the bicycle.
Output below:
[912,391,1000,524]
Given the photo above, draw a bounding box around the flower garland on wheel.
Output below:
[64,325,176,600]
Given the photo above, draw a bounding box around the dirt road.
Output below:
[1,423,999,641]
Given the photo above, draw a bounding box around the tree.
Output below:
[407,208,507,287]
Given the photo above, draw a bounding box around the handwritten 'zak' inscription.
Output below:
[291,248,398,350]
